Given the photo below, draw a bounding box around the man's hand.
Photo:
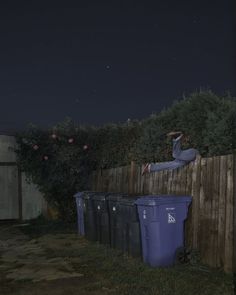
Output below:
[167,131,183,137]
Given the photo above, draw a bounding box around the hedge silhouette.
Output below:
[15,90,236,220]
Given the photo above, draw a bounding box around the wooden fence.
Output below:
[90,154,236,273]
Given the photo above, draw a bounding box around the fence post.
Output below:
[233,152,236,275]
[191,155,201,250]
[129,161,135,195]
[95,168,102,191]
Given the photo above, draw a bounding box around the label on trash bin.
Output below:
[112,206,116,211]
[166,207,175,211]
[143,209,146,219]
[168,213,176,223]
[97,205,101,210]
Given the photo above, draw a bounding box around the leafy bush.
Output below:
[15,119,95,221]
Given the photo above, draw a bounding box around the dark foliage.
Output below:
[15,91,236,220]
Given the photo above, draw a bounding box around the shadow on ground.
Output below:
[0,221,234,295]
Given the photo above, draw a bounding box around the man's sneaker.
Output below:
[142,163,150,175]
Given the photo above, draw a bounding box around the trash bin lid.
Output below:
[92,193,110,201]
[135,195,192,206]
[74,192,84,198]
[119,197,139,205]
[74,191,99,198]
[107,193,129,201]
[83,191,105,199]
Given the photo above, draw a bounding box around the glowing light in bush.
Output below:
[68,138,74,143]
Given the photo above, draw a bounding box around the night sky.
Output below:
[0,1,235,133]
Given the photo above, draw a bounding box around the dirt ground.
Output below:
[0,222,234,295]
[0,222,108,295]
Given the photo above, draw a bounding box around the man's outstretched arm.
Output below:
[166,131,183,137]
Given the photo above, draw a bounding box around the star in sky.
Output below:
[193,17,200,24]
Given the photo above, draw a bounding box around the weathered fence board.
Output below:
[212,156,220,267]
[233,152,236,274]
[191,156,201,250]
[224,155,234,272]
[199,158,207,264]
[218,156,227,268]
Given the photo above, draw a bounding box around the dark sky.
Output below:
[0,1,235,132]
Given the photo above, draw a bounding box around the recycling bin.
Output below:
[107,194,128,250]
[92,193,111,245]
[135,195,192,267]
[83,191,105,241]
[74,192,85,236]
[108,195,142,258]
[119,197,142,257]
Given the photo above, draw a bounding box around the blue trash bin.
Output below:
[92,193,112,245]
[107,193,128,250]
[135,195,192,267]
[118,197,142,258]
[74,192,86,236]
[107,194,141,257]
[83,191,105,241]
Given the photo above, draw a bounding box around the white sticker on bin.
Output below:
[168,213,176,223]
[97,205,101,210]
[112,206,116,211]
[143,209,146,219]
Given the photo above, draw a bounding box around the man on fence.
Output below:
[142,131,199,175]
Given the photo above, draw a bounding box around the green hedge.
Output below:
[15,90,236,220]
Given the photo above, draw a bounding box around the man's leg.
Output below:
[175,148,199,162]
[142,159,186,175]
[149,159,186,172]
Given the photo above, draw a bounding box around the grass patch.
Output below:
[70,243,234,295]
[18,219,234,295]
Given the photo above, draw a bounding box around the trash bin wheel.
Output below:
[175,247,191,265]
